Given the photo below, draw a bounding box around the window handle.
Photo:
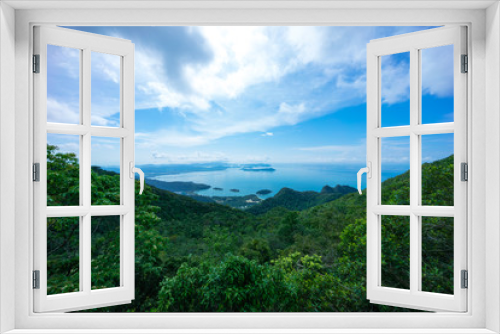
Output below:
[129,162,145,195]
[357,162,371,195]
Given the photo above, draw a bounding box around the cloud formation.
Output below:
[58,26,451,164]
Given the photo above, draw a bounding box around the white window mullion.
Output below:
[82,47,92,295]
[409,47,420,294]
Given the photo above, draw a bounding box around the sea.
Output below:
[149,164,408,199]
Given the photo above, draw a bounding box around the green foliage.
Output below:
[47,144,454,313]
[47,144,79,206]
[47,145,168,312]
[239,238,272,263]
[47,217,79,295]
[422,156,454,206]
[247,186,356,215]
[158,255,295,312]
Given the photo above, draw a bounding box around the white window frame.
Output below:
[366,26,467,312]
[33,25,136,313]
[1,1,499,333]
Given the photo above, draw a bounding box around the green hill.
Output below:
[247,184,357,215]
[49,143,454,313]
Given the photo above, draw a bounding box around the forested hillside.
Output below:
[247,185,356,215]
[46,145,454,312]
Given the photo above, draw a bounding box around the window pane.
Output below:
[381,52,410,127]
[421,217,454,294]
[381,136,410,205]
[92,215,121,290]
[381,215,410,290]
[47,44,80,124]
[47,217,80,295]
[421,133,454,206]
[91,137,121,205]
[421,45,454,124]
[47,134,80,206]
[91,52,121,127]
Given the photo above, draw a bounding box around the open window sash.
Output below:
[33,26,136,312]
[365,26,467,312]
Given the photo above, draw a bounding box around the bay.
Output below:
[151,163,408,199]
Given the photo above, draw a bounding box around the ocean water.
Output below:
[151,164,407,199]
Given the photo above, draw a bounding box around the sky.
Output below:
[46,26,455,167]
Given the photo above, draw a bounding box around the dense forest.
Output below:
[46,144,454,312]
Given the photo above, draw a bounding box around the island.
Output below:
[241,167,276,172]
[145,179,210,193]
[256,189,272,195]
[230,189,240,193]
[213,187,223,191]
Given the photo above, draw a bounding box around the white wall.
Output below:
[0,2,16,333]
[486,2,500,332]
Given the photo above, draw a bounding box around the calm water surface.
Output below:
[152,164,407,199]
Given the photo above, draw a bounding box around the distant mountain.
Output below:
[246,185,357,215]
[145,179,210,193]
[241,167,276,172]
[135,163,230,177]
[320,185,357,195]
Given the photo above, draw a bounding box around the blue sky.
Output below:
[47,26,454,166]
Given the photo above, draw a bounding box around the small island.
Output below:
[241,167,276,172]
[213,187,223,191]
[145,179,210,193]
[256,189,272,195]
[230,189,240,193]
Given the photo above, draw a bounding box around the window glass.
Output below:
[421,217,454,294]
[91,52,121,127]
[47,134,80,206]
[421,133,454,206]
[91,137,121,205]
[421,45,454,124]
[47,217,80,295]
[92,215,121,290]
[381,52,410,127]
[381,215,410,290]
[381,136,410,205]
[47,45,81,124]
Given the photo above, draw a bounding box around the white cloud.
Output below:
[47,98,79,124]
[123,27,429,146]
[150,150,229,164]
[421,45,454,97]
[92,52,121,84]
[296,143,367,163]
[56,26,454,165]
[54,46,80,79]
[136,130,213,148]
[380,57,410,105]
[298,144,361,152]
[277,102,308,125]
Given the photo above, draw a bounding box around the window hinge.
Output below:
[33,54,40,73]
[461,162,468,182]
[33,270,40,289]
[461,54,468,73]
[461,270,468,289]
[33,163,40,182]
